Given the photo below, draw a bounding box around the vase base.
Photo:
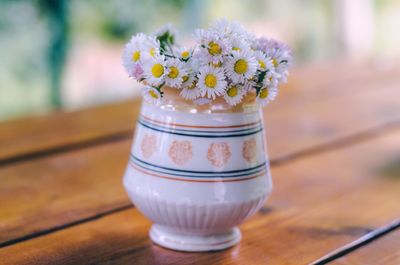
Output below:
[149,225,241,252]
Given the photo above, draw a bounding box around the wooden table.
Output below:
[1,60,399,265]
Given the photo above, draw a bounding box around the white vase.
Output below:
[123,89,272,252]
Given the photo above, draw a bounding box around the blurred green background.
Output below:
[1,0,399,121]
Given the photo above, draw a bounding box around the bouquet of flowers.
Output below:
[122,19,292,107]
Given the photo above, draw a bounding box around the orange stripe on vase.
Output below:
[141,115,261,129]
[130,162,266,183]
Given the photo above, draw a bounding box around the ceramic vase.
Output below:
[123,88,272,252]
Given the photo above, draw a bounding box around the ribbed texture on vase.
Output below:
[129,192,267,235]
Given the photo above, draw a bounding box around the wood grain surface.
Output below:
[0,101,138,164]
[0,139,132,245]
[1,67,400,247]
[1,126,399,265]
[1,61,399,264]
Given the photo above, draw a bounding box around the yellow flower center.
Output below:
[259,88,269,99]
[272,58,278,67]
[132,51,140,62]
[182,75,189,83]
[227,86,238,97]
[151,64,164,78]
[205,74,217,88]
[150,47,156,57]
[234,59,248,74]
[168,66,179,79]
[208,42,222,55]
[258,59,266,69]
[149,90,159,99]
[232,47,241,51]
[181,51,190,58]
[211,61,223,67]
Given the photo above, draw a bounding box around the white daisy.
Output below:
[257,86,278,107]
[181,71,195,88]
[180,77,201,100]
[254,51,273,72]
[226,50,257,83]
[142,36,160,58]
[197,66,227,100]
[180,59,199,91]
[142,55,166,86]
[211,19,248,40]
[188,54,202,73]
[270,51,292,83]
[142,86,162,105]
[211,19,256,54]
[122,20,292,107]
[194,29,230,64]
[122,33,147,75]
[243,79,256,92]
[230,37,251,52]
[244,65,277,92]
[122,33,160,76]
[264,51,292,83]
[224,84,246,106]
[247,31,260,50]
[263,69,279,87]
[173,46,191,60]
[164,58,187,88]
[257,37,293,82]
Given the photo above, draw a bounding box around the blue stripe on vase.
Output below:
[139,117,262,134]
[138,120,263,138]
[132,160,266,179]
[131,155,267,178]
[139,120,261,135]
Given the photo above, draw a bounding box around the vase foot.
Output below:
[149,225,241,252]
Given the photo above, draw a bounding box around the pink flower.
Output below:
[131,63,144,80]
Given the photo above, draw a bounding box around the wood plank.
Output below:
[0,61,399,164]
[267,75,400,160]
[0,101,139,163]
[331,229,400,265]
[0,63,400,247]
[0,139,132,245]
[1,126,399,265]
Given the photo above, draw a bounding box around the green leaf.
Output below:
[157,30,175,52]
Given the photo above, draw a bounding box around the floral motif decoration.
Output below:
[242,138,258,163]
[168,140,193,165]
[207,142,232,168]
[141,133,157,159]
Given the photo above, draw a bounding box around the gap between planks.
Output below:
[0,130,132,167]
[270,119,400,166]
[1,119,400,253]
[310,219,400,265]
[0,205,132,248]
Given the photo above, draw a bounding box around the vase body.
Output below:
[123,93,272,252]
